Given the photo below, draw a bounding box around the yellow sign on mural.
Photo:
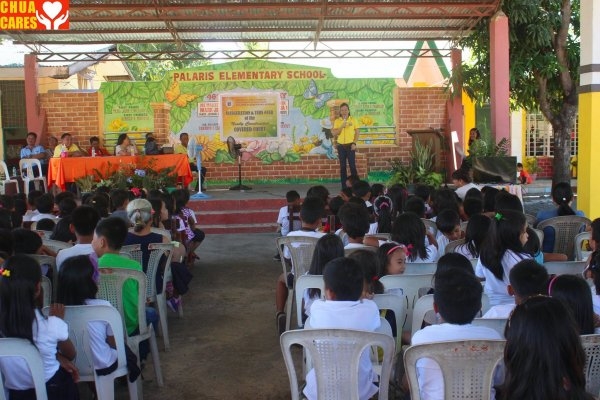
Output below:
[220,93,279,139]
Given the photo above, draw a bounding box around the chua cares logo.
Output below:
[0,0,70,30]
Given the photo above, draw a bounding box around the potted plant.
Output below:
[466,136,516,183]
[523,156,542,181]
[75,174,96,194]
[389,141,444,190]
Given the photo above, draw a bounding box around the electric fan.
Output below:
[227,136,251,191]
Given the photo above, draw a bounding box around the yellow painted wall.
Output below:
[577,92,600,218]
[462,91,475,152]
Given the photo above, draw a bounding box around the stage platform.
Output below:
[190,183,342,234]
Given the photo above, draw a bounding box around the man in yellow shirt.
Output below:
[52,133,85,157]
[174,132,207,190]
[332,103,360,189]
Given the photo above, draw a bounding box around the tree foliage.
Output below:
[456,0,580,183]
[117,43,210,81]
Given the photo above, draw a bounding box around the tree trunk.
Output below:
[551,105,577,185]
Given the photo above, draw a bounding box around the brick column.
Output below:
[24,54,44,143]
[150,103,172,146]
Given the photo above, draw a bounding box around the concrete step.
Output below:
[191,197,283,234]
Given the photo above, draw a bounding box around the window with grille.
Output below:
[525,112,578,157]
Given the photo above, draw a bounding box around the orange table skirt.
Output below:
[48,154,193,191]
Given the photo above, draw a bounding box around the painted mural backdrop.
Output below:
[99,60,397,164]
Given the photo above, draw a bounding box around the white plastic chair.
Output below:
[0,161,19,194]
[574,231,592,262]
[404,339,506,400]
[62,305,138,400]
[276,236,320,331]
[379,274,434,333]
[537,216,591,260]
[0,338,48,400]
[344,246,378,256]
[404,262,436,274]
[19,159,47,195]
[365,233,391,241]
[41,275,52,308]
[543,260,587,276]
[525,213,537,228]
[129,227,172,241]
[280,328,395,400]
[472,318,508,336]
[410,294,435,339]
[373,293,406,350]
[581,334,600,398]
[120,243,175,350]
[444,238,465,254]
[421,218,437,238]
[410,294,492,339]
[27,254,57,302]
[294,275,325,328]
[97,268,164,390]
[532,228,544,245]
[42,238,72,253]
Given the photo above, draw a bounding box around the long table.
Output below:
[48,154,193,191]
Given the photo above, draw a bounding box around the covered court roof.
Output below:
[1,0,502,62]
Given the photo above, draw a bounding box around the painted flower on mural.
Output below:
[293,136,316,154]
[241,139,267,161]
[359,115,375,126]
[108,117,129,132]
[254,135,299,164]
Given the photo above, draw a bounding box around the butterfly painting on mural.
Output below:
[303,79,335,109]
[165,81,199,108]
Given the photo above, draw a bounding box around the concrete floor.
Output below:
[139,231,291,400]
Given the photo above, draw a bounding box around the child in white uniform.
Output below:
[476,210,531,306]
[482,259,549,319]
[391,212,438,263]
[304,257,381,400]
[410,268,502,400]
[0,255,79,400]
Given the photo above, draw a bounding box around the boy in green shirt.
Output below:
[92,217,144,335]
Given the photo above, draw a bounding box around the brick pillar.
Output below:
[150,103,172,146]
[24,54,44,143]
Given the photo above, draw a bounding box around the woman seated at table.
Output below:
[115,133,139,156]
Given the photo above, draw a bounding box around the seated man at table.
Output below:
[144,132,161,155]
[20,131,48,176]
[53,132,85,157]
[175,132,207,190]
[87,136,109,157]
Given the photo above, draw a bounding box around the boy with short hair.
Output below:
[92,216,144,336]
[483,259,549,318]
[410,268,502,399]
[434,209,462,258]
[109,188,131,224]
[56,205,101,271]
[275,196,326,334]
[338,201,371,249]
[304,257,381,400]
[278,190,302,237]
[31,193,57,222]
[144,132,161,155]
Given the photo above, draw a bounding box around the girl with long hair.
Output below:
[502,296,593,400]
[477,210,531,306]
